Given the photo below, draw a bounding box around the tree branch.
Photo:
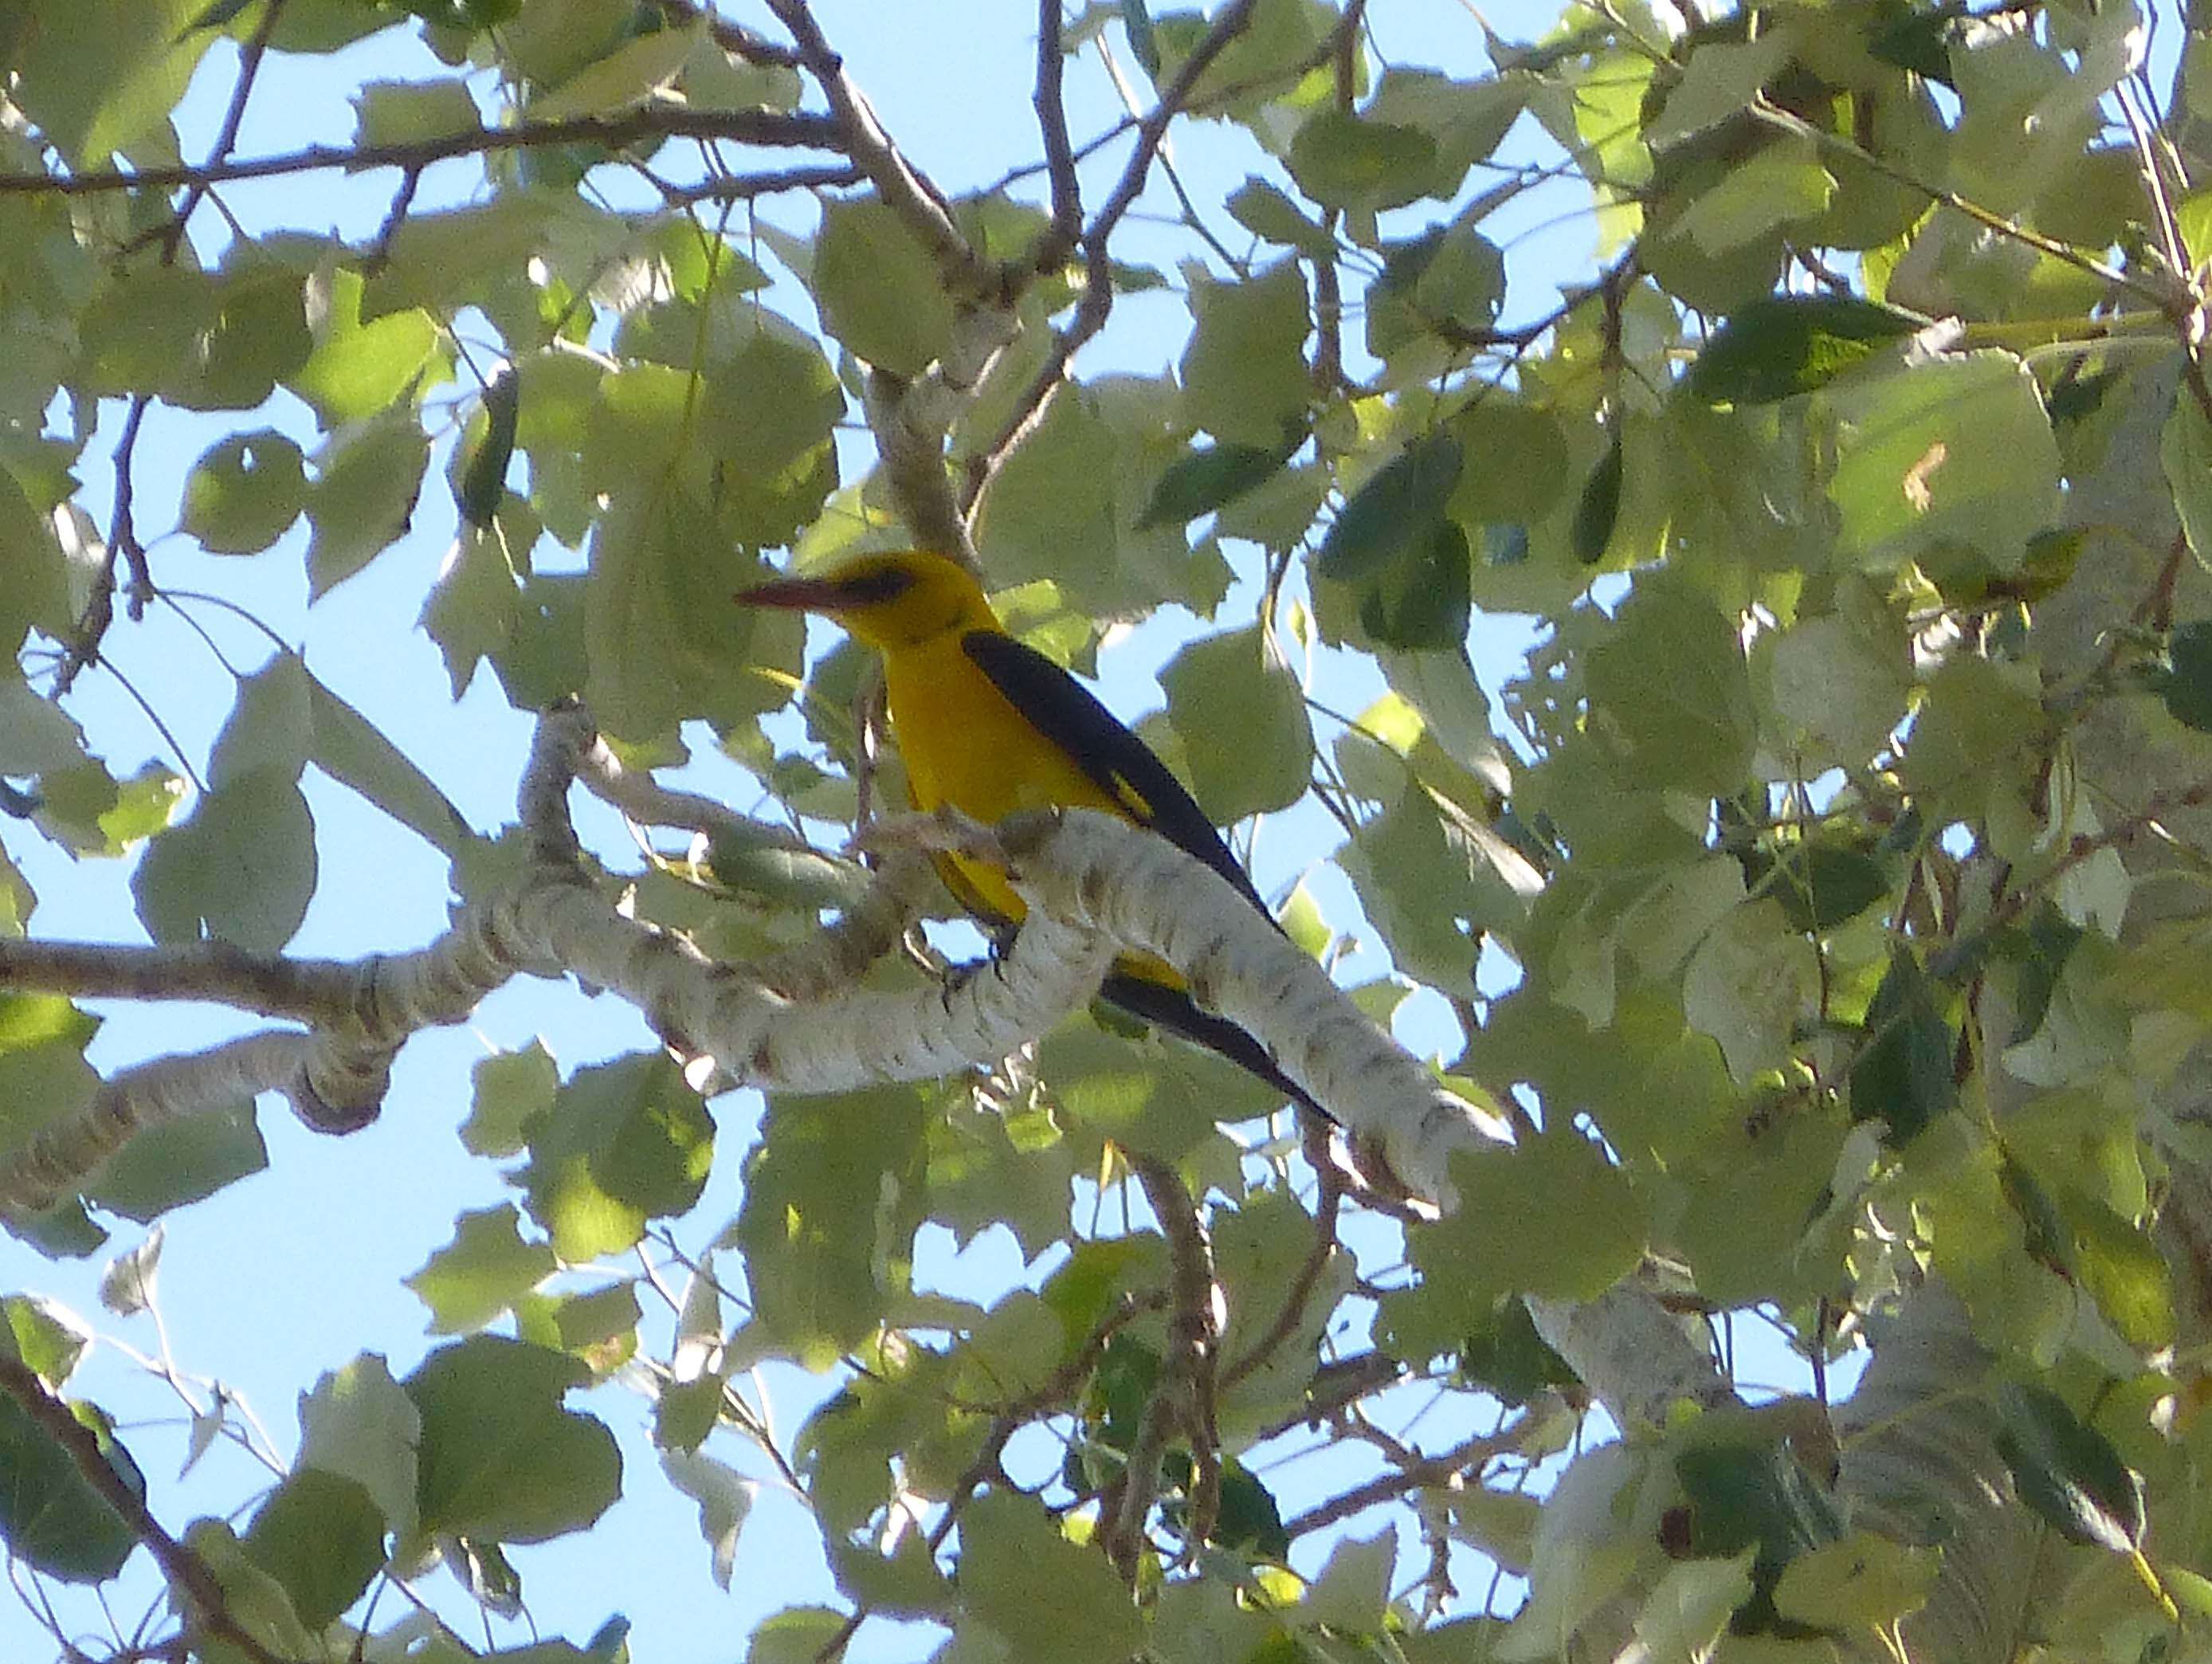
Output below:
[756,0,989,295]
[0,108,845,197]
[1106,1156,1222,1576]
[0,1354,290,1664]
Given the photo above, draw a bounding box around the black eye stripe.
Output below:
[837,567,916,604]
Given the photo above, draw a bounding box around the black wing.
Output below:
[960,630,1273,922]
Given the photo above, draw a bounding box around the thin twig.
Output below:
[57,395,153,694]
[1281,1423,1525,1538]
[0,107,844,196]
[965,0,1266,509]
[159,0,288,261]
[651,160,864,209]
[0,1354,292,1664]
[756,0,987,292]
[1033,0,1083,267]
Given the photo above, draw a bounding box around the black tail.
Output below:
[1098,971,1335,1125]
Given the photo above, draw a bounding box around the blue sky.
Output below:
[0,4,1724,1659]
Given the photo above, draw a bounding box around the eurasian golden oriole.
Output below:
[734,549,1321,1120]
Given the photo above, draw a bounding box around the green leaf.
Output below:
[1456,1296,1579,1407]
[1756,839,1893,932]
[1367,69,1524,187]
[543,1281,641,1372]
[517,1054,716,1262]
[1896,657,2045,826]
[1414,1133,1646,1317]
[132,767,317,953]
[407,1205,558,1335]
[1356,520,1471,650]
[971,388,1122,603]
[171,257,313,413]
[1210,1460,1288,1560]
[84,1097,265,1220]
[1365,219,1505,359]
[0,469,69,652]
[811,196,955,376]
[0,674,85,776]
[307,670,473,857]
[405,1336,621,1544]
[1681,899,1818,1083]
[1583,576,1756,795]
[1225,179,1336,258]
[1822,351,2062,579]
[243,1466,387,1628]
[297,1354,421,1541]
[422,526,524,700]
[732,1084,928,1369]
[182,1520,318,1657]
[7,0,214,163]
[1763,595,1913,772]
[457,367,520,530]
[76,265,222,399]
[1120,0,1159,75]
[5,1298,89,1388]
[0,994,100,1171]
[1306,1529,1395,1634]
[1646,35,1791,147]
[1316,430,1462,581]
[1569,428,1623,565]
[2163,385,2212,570]
[0,1390,138,1581]
[1684,295,1924,405]
[289,267,445,424]
[747,1608,855,1664]
[1159,624,1312,822]
[352,77,482,146]
[527,16,700,119]
[210,652,312,789]
[1673,143,1835,255]
[695,314,845,547]
[306,409,428,600]
[1849,948,1955,1142]
[2062,1187,2175,1350]
[1214,1188,1352,1435]
[959,1491,1145,1662]
[579,410,805,738]
[1287,111,1439,210]
[461,1042,559,1159]
[1337,792,1485,990]
[1139,441,1296,528]
[1771,1531,1939,1631]
[2159,620,2212,733]
[1995,1382,2145,1553]
[1179,261,1311,448]
[659,1446,756,1591]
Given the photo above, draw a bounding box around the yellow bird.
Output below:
[735,549,1322,1120]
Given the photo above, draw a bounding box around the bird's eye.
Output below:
[837,567,916,604]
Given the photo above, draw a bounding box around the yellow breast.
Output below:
[882,633,1127,927]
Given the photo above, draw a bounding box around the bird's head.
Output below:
[732,549,997,650]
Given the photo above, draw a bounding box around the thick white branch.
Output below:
[979,807,1511,1200]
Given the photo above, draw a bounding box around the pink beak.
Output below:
[731,575,846,614]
